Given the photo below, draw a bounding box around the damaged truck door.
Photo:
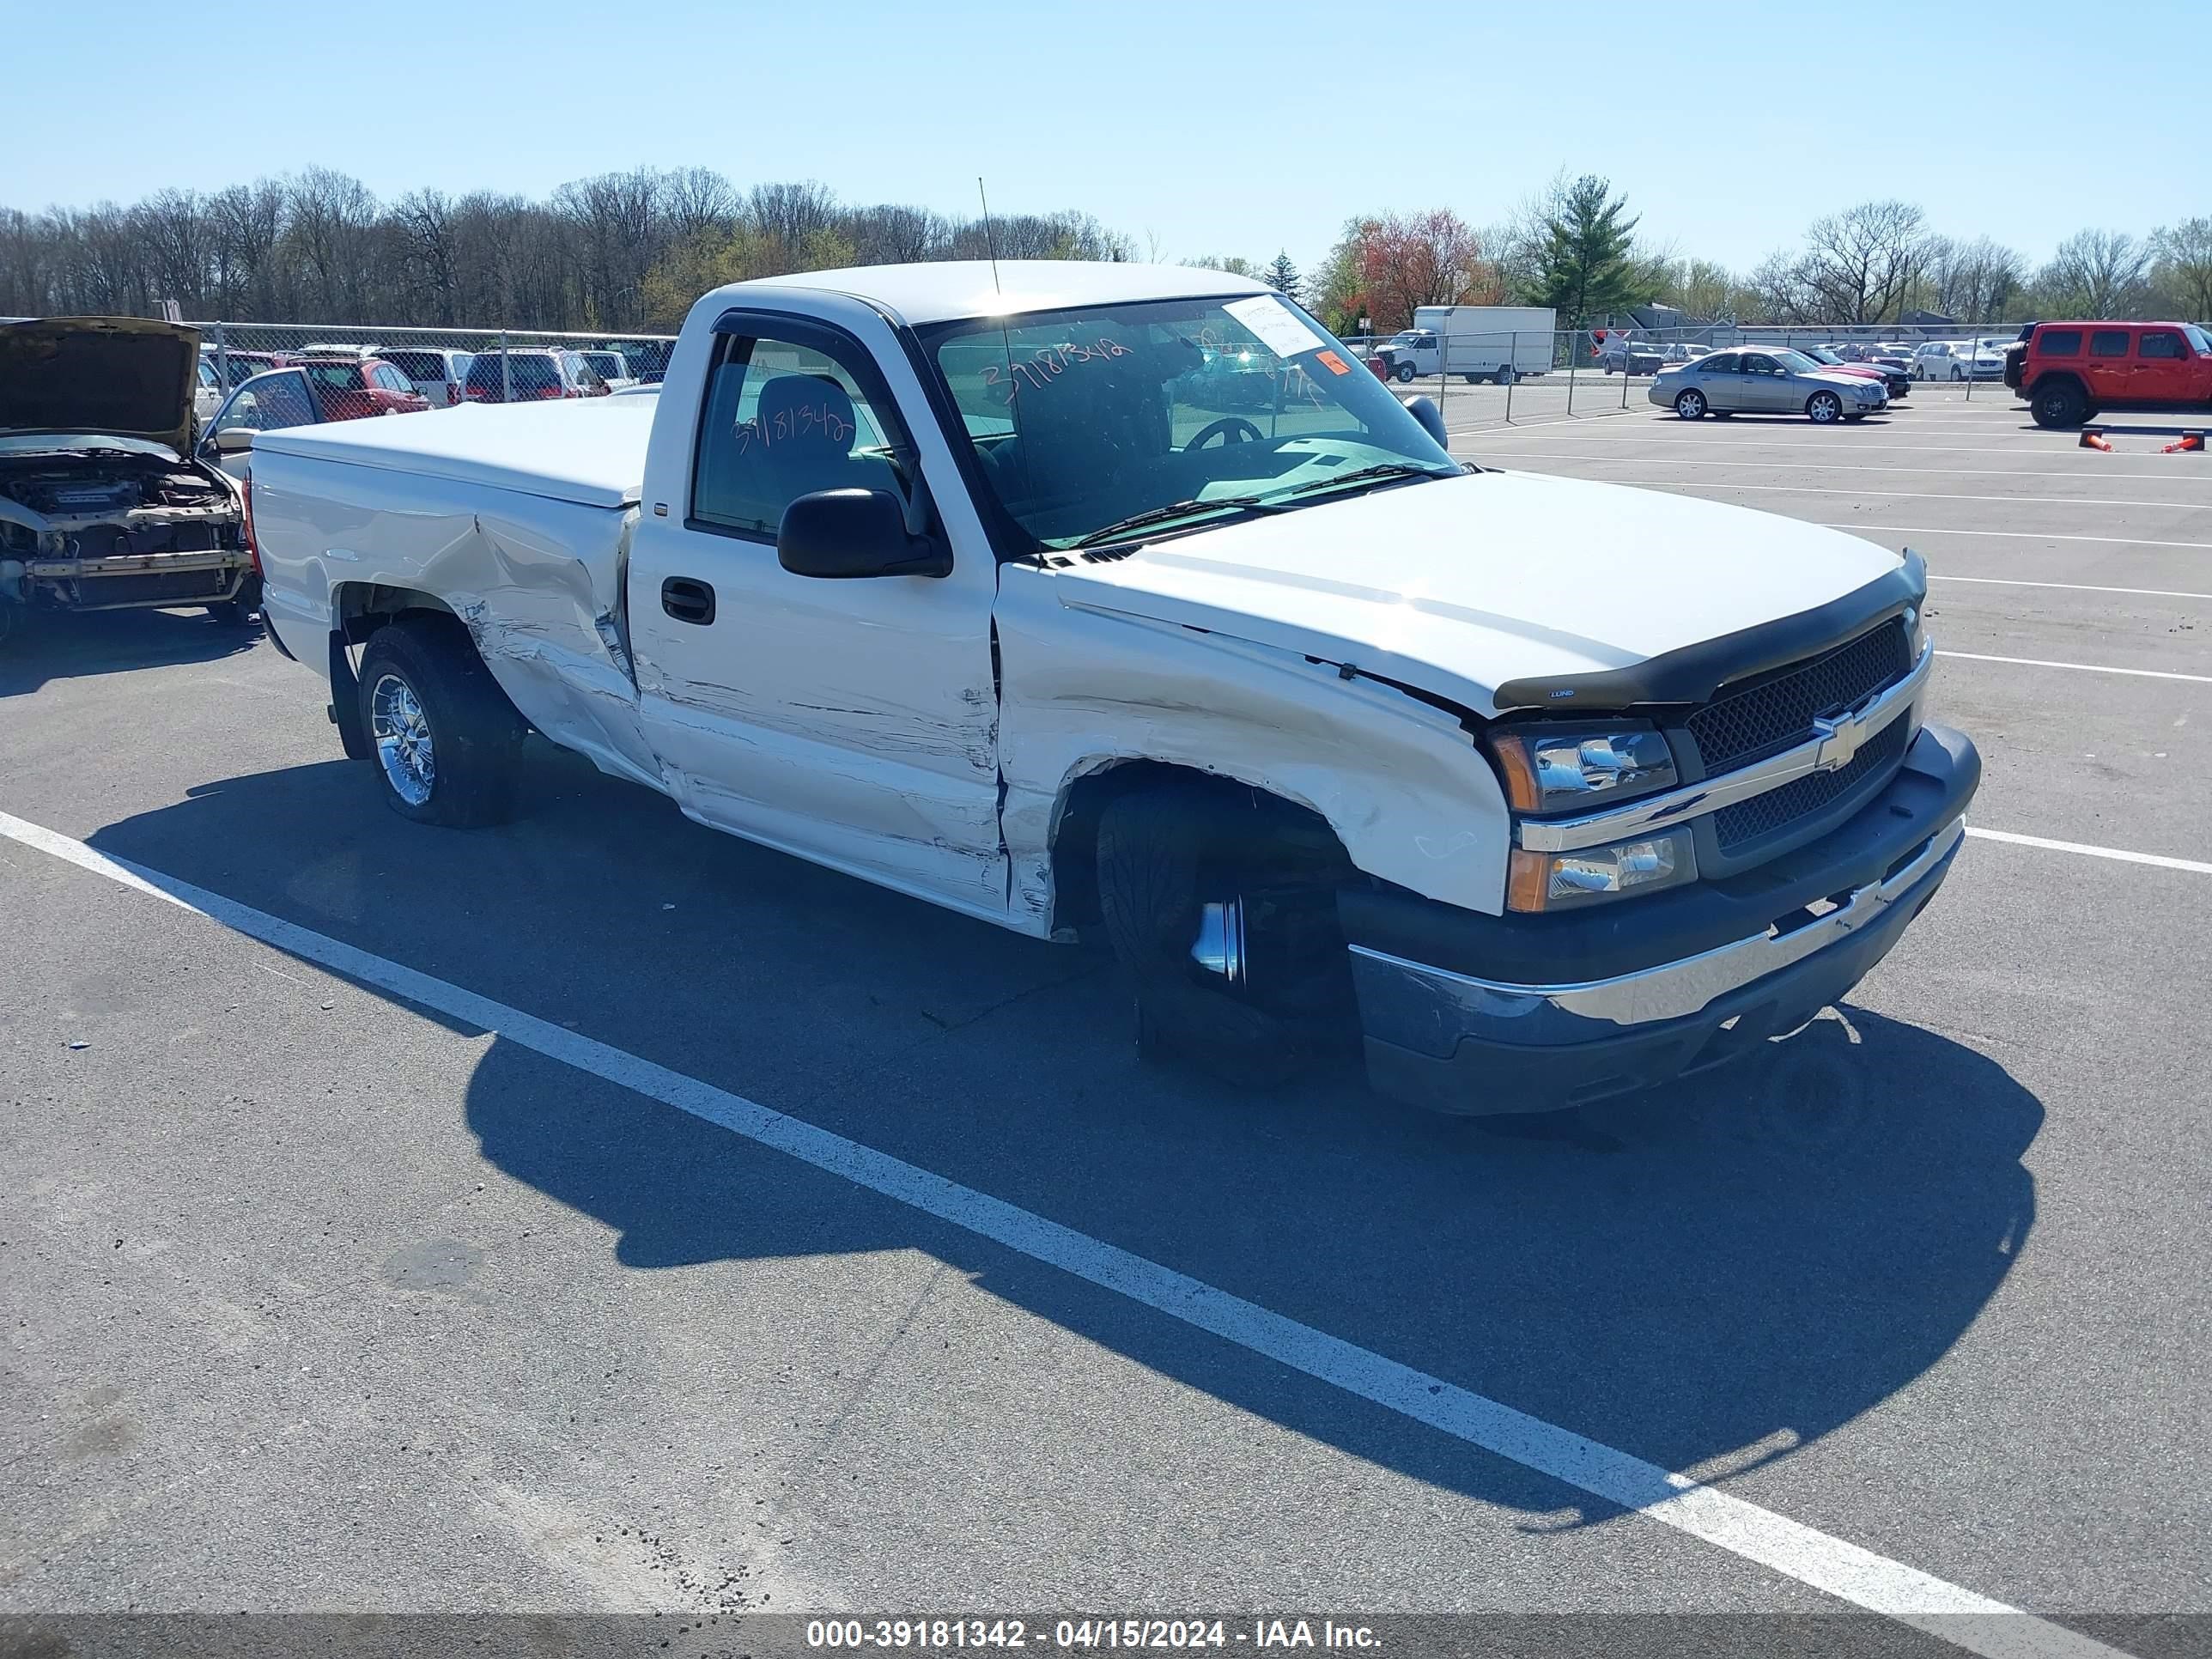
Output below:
[625,303,1007,915]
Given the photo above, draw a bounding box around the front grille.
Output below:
[1712,716,1908,849]
[1686,618,1912,771]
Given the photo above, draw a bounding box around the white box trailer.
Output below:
[1370,307,1556,384]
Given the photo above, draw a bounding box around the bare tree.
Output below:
[1795,200,1929,324]
[2036,228,2152,318]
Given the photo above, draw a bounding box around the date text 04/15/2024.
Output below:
[804,1618,1381,1650]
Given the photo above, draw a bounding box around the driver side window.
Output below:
[691,331,904,540]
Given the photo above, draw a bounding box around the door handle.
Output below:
[660,576,716,625]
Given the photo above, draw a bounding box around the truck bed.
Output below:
[251,397,655,509]
[250,399,663,792]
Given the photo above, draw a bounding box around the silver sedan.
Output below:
[1648,347,1888,422]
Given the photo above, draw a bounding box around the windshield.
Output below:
[582,352,625,378]
[1802,347,1842,363]
[922,293,1458,551]
[1771,349,1823,374]
[2187,325,2212,355]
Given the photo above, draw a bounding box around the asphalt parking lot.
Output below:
[3,381,2207,1657]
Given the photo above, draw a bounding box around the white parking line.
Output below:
[1589,480,2207,512]
[1929,575,2212,602]
[1939,651,2212,684]
[1824,524,2212,550]
[1489,453,2212,487]
[1966,827,2212,876]
[0,807,2136,1659]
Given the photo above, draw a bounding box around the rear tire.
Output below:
[1096,781,1356,1089]
[1496,364,1516,386]
[2030,379,2087,428]
[354,615,525,828]
[1674,388,1708,420]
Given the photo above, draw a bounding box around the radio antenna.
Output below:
[977,176,1002,293]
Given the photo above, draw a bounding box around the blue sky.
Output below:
[6,0,2198,276]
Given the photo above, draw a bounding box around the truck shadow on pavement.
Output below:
[0,606,258,698]
[87,744,2041,1529]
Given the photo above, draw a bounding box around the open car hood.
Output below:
[1048,471,1911,718]
[0,316,201,456]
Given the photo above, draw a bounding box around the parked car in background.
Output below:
[298,357,432,419]
[202,349,289,389]
[1659,343,1712,365]
[0,317,254,629]
[193,356,224,424]
[1911,341,1966,380]
[1597,337,1664,375]
[378,347,476,409]
[1930,339,2006,381]
[1801,345,1911,400]
[579,349,637,392]
[1652,347,1887,422]
[607,340,673,384]
[462,349,610,403]
[2020,320,2212,428]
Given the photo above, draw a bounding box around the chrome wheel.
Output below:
[369,672,435,807]
[1674,389,1706,419]
[1807,392,1841,423]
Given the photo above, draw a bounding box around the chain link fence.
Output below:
[191,319,677,428]
[1352,319,2022,433]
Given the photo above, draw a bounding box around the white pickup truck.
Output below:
[246,261,1979,1113]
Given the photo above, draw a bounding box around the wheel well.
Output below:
[2027,371,2084,397]
[1047,760,1353,933]
[333,580,458,647]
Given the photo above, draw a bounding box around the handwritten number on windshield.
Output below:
[979,337,1133,405]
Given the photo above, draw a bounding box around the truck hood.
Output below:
[1048,470,1908,716]
[0,316,201,456]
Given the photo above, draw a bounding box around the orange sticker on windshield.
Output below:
[1316,349,1352,376]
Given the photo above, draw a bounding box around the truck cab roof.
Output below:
[726,261,1271,328]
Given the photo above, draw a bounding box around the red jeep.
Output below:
[2020,321,2212,428]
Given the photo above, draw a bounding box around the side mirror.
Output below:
[777,488,951,580]
[1404,395,1449,449]
[212,425,256,453]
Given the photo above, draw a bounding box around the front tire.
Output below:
[1806,391,1844,423]
[354,615,525,828]
[1096,781,1355,1087]
[1394,362,1417,384]
[1674,388,1708,419]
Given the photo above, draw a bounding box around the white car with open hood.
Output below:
[1,317,256,629]
[246,261,1979,1114]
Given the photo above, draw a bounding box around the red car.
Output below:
[1800,346,1911,400]
[298,356,431,419]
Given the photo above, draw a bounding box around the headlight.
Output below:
[1485,725,1677,814]
[1507,828,1698,912]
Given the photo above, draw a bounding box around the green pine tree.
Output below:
[1264,250,1303,305]
[1526,176,1648,328]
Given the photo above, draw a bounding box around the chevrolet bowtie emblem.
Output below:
[1810,710,1864,773]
